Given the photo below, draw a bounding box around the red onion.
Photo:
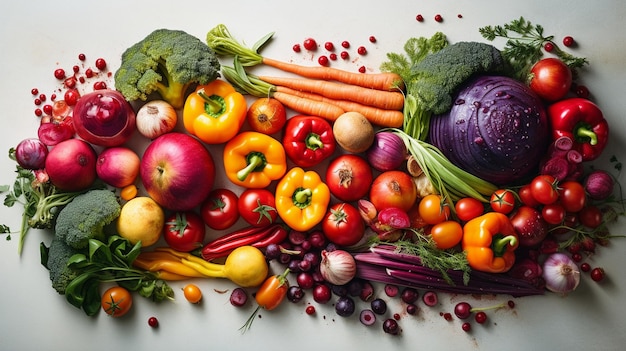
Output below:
[366,131,406,172]
[584,169,614,200]
[319,249,357,286]
[542,253,580,294]
[15,138,48,170]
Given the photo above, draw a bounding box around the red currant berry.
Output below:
[443,312,453,321]
[563,36,575,47]
[341,40,350,48]
[462,322,471,332]
[34,108,43,117]
[457,14,463,18]
[95,58,107,70]
[475,311,487,324]
[93,81,107,90]
[340,51,349,60]
[357,46,367,55]
[369,36,377,43]
[358,66,366,73]
[50,94,57,101]
[329,53,337,60]
[148,316,159,328]
[78,53,86,61]
[39,94,46,102]
[305,305,316,315]
[590,267,605,282]
[73,65,80,73]
[434,14,443,22]
[292,44,301,52]
[85,68,94,78]
[324,42,334,51]
[318,55,330,66]
[79,76,86,83]
[54,68,66,80]
[303,38,317,51]
[64,77,77,89]
[31,88,39,95]
[42,104,53,115]
[64,89,80,106]
[575,85,590,98]
[572,252,583,262]
[416,14,424,22]
[34,98,42,106]
[507,300,515,309]
[580,262,591,272]
[544,42,555,52]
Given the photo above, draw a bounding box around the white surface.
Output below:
[1,0,626,350]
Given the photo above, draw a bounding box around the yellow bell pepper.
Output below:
[275,167,330,232]
[183,79,247,144]
[462,212,518,274]
[223,131,287,188]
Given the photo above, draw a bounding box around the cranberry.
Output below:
[454,302,472,319]
[475,311,487,324]
[434,14,443,22]
[148,316,159,328]
[312,284,332,304]
[590,267,605,282]
[340,51,349,60]
[544,42,555,52]
[31,88,39,95]
[79,76,86,84]
[78,53,86,61]
[382,319,400,335]
[34,108,43,117]
[292,44,301,52]
[54,68,66,80]
[457,14,463,18]
[368,36,377,43]
[39,94,46,102]
[95,58,107,70]
[416,14,424,22]
[358,66,366,73]
[42,104,53,116]
[443,312,453,321]
[406,303,418,315]
[72,65,80,73]
[64,77,77,89]
[341,40,350,48]
[305,305,316,315]
[580,262,591,272]
[563,36,575,47]
[85,68,94,78]
[462,322,472,332]
[303,38,317,51]
[50,94,57,101]
[318,55,330,67]
[329,53,337,60]
[572,252,583,262]
[575,85,590,98]
[357,46,367,55]
[34,98,42,106]
[324,41,334,51]
[93,81,107,90]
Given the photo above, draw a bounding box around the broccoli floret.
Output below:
[44,236,80,294]
[54,189,121,250]
[114,28,221,109]
[409,41,507,115]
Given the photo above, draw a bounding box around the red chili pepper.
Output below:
[201,224,286,260]
[282,115,336,168]
[547,98,609,161]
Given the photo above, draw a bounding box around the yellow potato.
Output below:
[116,196,164,247]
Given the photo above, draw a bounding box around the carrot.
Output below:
[259,75,405,111]
[272,91,345,120]
[276,86,404,128]
[261,57,405,92]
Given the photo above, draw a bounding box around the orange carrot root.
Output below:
[272,91,345,120]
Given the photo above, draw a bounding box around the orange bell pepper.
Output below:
[461,212,518,273]
[275,167,330,232]
[223,131,287,188]
[183,79,247,144]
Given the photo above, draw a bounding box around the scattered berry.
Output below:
[318,55,330,66]
[39,94,46,102]
[580,262,591,272]
[416,14,424,22]
[457,14,463,18]
[31,88,39,95]
[341,40,350,48]
[368,36,377,43]
[34,98,42,106]
[292,44,301,52]
[72,65,80,73]
[324,41,334,51]
[303,38,317,51]
[78,53,86,61]
[544,42,555,52]
[590,267,605,282]
[357,46,367,55]
[95,58,107,70]
[434,14,443,22]
[305,305,316,315]
[340,51,349,60]
[507,300,515,309]
[329,53,337,60]
[462,322,472,332]
[358,66,366,73]
[148,316,159,328]
[454,302,472,319]
[475,311,488,324]
[42,104,53,116]
[563,36,575,47]
[34,108,43,117]
[85,68,94,78]
[54,68,66,80]
[93,81,107,90]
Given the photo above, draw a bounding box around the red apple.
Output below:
[96,147,141,188]
[45,138,97,191]
[140,133,215,211]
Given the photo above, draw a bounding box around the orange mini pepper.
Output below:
[223,131,287,188]
[462,212,518,273]
[183,79,247,144]
[275,167,330,232]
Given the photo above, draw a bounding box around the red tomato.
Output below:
[238,188,278,227]
[322,203,365,246]
[201,188,240,230]
[101,286,133,317]
[369,171,417,212]
[489,189,516,214]
[541,203,566,225]
[529,58,572,101]
[530,175,560,205]
[418,194,451,225]
[454,197,484,221]
[429,220,463,249]
[518,184,540,207]
[325,154,373,202]
[246,98,287,135]
[163,211,207,252]
[578,205,602,228]
[559,181,587,213]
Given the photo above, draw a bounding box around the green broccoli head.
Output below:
[114,28,221,109]
[54,189,121,250]
[46,236,81,294]
[409,41,507,114]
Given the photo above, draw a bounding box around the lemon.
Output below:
[116,196,164,247]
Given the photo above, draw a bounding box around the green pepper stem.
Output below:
[197,89,224,116]
[237,154,263,181]
[306,133,323,151]
[492,235,517,257]
[575,126,598,146]
[293,188,312,208]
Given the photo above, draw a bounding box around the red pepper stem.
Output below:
[197,89,224,116]
[575,126,598,146]
[492,235,517,257]
[306,133,323,150]
[237,153,264,181]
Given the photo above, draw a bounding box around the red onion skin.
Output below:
[429,75,549,185]
[15,138,48,170]
[366,132,406,172]
[584,170,614,200]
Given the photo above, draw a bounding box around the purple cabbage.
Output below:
[428,75,549,185]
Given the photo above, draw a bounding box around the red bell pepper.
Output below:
[282,115,336,168]
[547,97,609,161]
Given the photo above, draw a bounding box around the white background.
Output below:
[1,0,625,350]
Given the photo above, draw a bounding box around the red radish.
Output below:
[96,147,141,188]
[45,138,97,191]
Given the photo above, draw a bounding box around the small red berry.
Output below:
[54,68,66,80]
[544,42,555,52]
[78,53,86,61]
[475,311,487,324]
[457,14,463,18]
[50,94,57,101]
[329,53,337,60]
[575,85,590,98]
[340,51,349,60]
[34,98,42,106]
[64,77,77,89]
[305,305,316,315]
[571,252,583,262]
[42,104,53,115]
[462,322,471,332]
[324,42,334,51]
[31,88,39,95]
[318,55,330,66]
[590,267,605,282]
[64,89,80,106]
[79,76,86,83]
[507,300,515,309]
[416,14,424,22]
[85,68,94,78]
[34,108,43,117]
[72,65,80,73]
[95,58,107,70]
[303,38,317,51]
[39,94,46,102]
[341,40,350,48]
[148,316,159,328]
[434,14,443,22]
[580,262,591,272]
[368,36,377,43]
[563,36,575,47]
[357,46,367,55]
[358,66,366,73]
[93,81,107,90]
[292,44,301,53]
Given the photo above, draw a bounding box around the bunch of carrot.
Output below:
[206,24,406,128]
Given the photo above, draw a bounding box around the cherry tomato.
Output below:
[418,194,451,225]
[578,205,602,228]
[238,188,278,227]
[370,171,417,212]
[429,220,463,249]
[246,98,287,135]
[530,174,560,205]
[558,181,587,213]
[101,286,133,317]
[201,188,240,230]
[183,284,203,303]
[321,202,365,246]
[490,189,516,214]
[163,211,206,252]
[529,58,572,101]
[326,154,373,202]
[518,184,540,207]
[454,197,484,222]
[541,203,566,225]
